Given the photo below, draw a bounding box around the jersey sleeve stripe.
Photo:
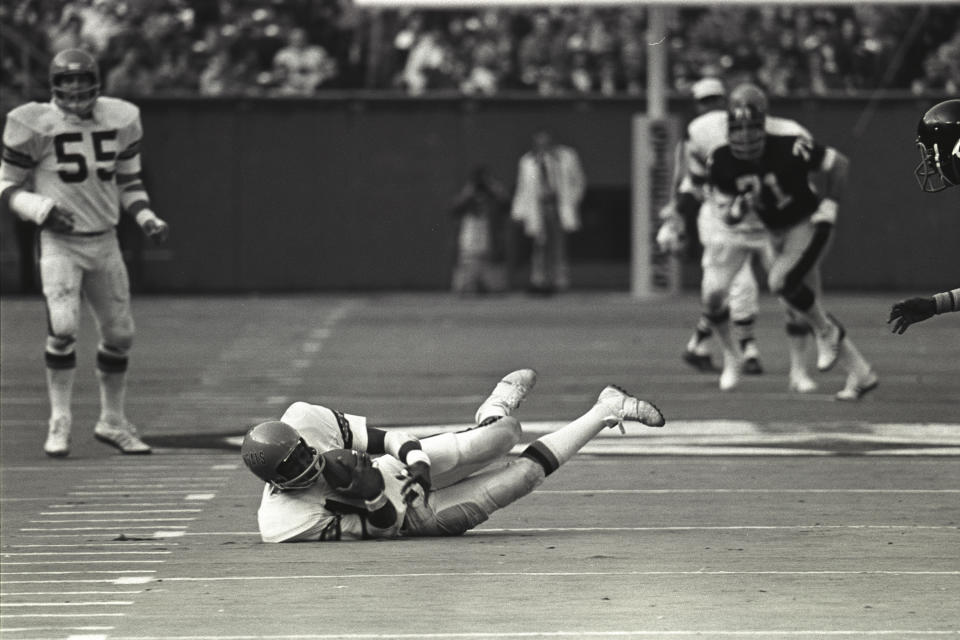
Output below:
[118,140,142,160]
[1,146,36,169]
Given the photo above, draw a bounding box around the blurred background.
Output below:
[1,0,958,295]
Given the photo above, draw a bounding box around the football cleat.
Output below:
[44,416,72,458]
[719,353,742,392]
[474,369,537,424]
[682,348,718,373]
[815,316,845,372]
[741,341,764,375]
[596,384,665,432]
[788,372,818,394]
[94,421,152,454]
[836,370,879,402]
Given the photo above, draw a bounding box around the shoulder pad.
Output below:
[94,97,140,128]
[766,116,810,139]
[6,102,60,135]
[686,111,728,155]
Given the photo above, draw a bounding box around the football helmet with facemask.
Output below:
[241,421,323,490]
[727,83,768,161]
[50,49,100,116]
[914,99,960,193]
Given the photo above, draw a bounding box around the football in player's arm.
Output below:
[241,370,666,543]
[888,98,960,334]
[0,48,170,457]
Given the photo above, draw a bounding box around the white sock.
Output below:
[97,370,127,425]
[47,368,75,421]
[525,403,610,472]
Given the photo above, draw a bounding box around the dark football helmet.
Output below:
[727,83,768,161]
[915,99,960,192]
[241,421,323,490]
[50,49,100,116]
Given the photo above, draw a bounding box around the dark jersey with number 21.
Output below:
[708,134,828,232]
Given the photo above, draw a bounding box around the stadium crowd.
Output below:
[2,0,959,107]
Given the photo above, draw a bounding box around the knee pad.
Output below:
[45,335,76,370]
[97,343,129,374]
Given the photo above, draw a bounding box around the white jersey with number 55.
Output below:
[1,97,143,233]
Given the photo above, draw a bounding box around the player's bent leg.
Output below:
[730,261,763,375]
[424,416,522,488]
[404,456,545,536]
[834,339,879,402]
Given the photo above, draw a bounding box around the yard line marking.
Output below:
[1,561,166,565]
[2,552,171,557]
[38,510,201,515]
[132,523,960,538]
[62,632,960,638]
[68,491,218,496]
[29,518,196,523]
[7,543,178,548]
[185,494,215,501]
[0,601,135,607]
[1,591,144,596]
[534,489,960,494]
[3,626,116,633]
[0,578,154,585]
[60,633,960,639]
[0,613,125,618]
[148,569,960,583]
[20,526,187,532]
[1,571,158,576]
[46,503,186,508]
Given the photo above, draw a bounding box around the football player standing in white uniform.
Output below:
[706,83,877,401]
[241,369,665,542]
[0,49,170,457]
[658,77,766,376]
[888,98,960,334]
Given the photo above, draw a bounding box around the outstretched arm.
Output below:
[889,288,960,334]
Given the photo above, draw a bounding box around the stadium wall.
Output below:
[1,96,957,293]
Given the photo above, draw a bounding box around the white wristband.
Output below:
[135,209,159,227]
[811,198,838,225]
[405,449,430,467]
[9,189,55,225]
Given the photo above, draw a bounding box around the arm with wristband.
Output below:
[888,288,960,334]
[116,136,169,242]
[366,427,432,504]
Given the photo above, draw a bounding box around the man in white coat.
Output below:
[511,130,585,294]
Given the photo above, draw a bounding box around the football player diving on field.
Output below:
[888,98,960,334]
[0,48,170,457]
[705,83,878,401]
[240,370,665,542]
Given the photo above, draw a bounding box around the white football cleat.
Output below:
[836,370,879,402]
[815,316,845,372]
[94,420,152,454]
[788,371,819,394]
[44,416,72,458]
[719,353,742,392]
[596,384,665,432]
[475,369,538,424]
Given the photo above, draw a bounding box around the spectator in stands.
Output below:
[271,27,337,95]
[47,10,93,54]
[106,48,153,97]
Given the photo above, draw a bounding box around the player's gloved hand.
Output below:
[655,214,685,253]
[401,460,431,506]
[135,210,170,243]
[42,206,75,234]
[888,297,937,335]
